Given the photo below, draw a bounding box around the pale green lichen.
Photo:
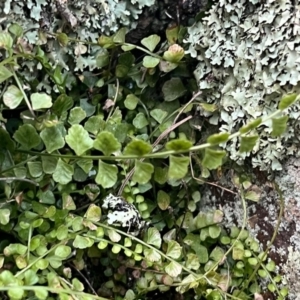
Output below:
[0,0,155,72]
[185,0,300,171]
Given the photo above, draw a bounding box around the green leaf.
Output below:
[65,125,93,156]
[4,244,27,256]
[106,123,128,143]
[162,78,186,101]
[159,60,178,73]
[57,32,69,47]
[166,26,179,44]
[42,156,58,174]
[24,270,39,286]
[80,98,95,117]
[98,35,114,48]
[208,225,221,239]
[239,118,262,134]
[163,44,185,63]
[145,227,161,248]
[96,50,109,68]
[279,93,298,110]
[68,107,86,124]
[143,248,161,262]
[258,269,267,279]
[232,247,244,260]
[186,253,200,270]
[124,237,132,247]
[267,283,275,292]
[202,148,226,170]
[116,64,129,77]
[112,244,121,254]
[209,246,225,262]
[84,115,105,135]
[124,140,152,156]
[121,44,136,51]
[271,115,289,137]
[239,135,258,153]
[57,225,69,240]
[157,190,170,210]
[141,34,161,52]
[95,160,118,188]
[53,159,74,185]
[150,109,168,124]
[107,229,121,242]
[154,167,168,184]
[207,132,230,144]
[165,261,182,277]
[0,66,12,84]
[84,204,101,222]
[133,112,149,129]
[55,245,71,258]
[124,94,139,110]
[0,209,10,225]
[73,236,94,249]
[266,260,276,272]
[52,94,73,116]
[72,278,84,292]
[84,183,100,201]
[119,52,135,67]
[280,287,289,297]
[165,139,193,151]
[125,290,136,300]
[93,131,121,156]
[166,240,182,259]
[98,240,108,249]
[53,66,63,85]
[8,23,23,38]
[31,93,52,110]
[199,103,218,112]
[3,85,23,109]
[62,194,76,210]
[8,288,24,299]
[13,124,41,149]
[113,27,126,43]
[27,162,43,177]
[143,56,160,68]
[0,32,13,49]
[40,126,65,153]
[0,128,15,151]
[132,160,154,184]
[168,155,189,180]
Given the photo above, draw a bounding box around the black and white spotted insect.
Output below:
[102,194,149,236]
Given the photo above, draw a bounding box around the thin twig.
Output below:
[152,115,193,148]
[172,91,202,125]
[106,78,119,122]
[0,177,39,186]
[126,265,166,274]
[12,69,36,118]
[189,154,237,195]
[68,263,98,296]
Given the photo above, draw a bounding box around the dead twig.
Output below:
[189,154,237,195]
[68,263,98,296]
[55,0,77,28]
